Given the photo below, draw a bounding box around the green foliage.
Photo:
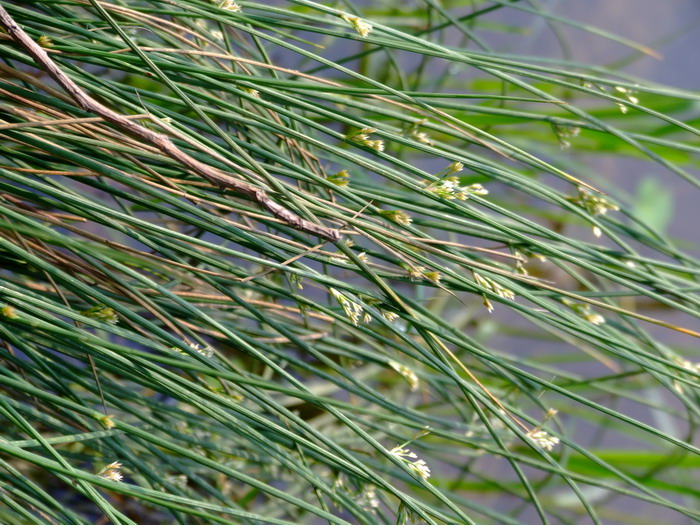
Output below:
[0,1,699,524]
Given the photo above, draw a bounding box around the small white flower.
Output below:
[615,86,638,106]
[447,161,464,174]
[552,124,580,150]
[584,312,605,325]
[390,446,416,460]
[341,14,373,38]
[408,458,431,479]
[382,311,399,322]
[98,461,123,482]
[423,177,488,201]
[526,430,560,451]
[413,131,434,146]
[569,186,619,217]
[389,446,431,479]
[562,299,605,325]
[568,186,618,238]
[189,343,214,358]
[464,183,488,196]
[171,343,214,357]
[473,272,515,301]
[330,288,368,326]
[348,128,384,151]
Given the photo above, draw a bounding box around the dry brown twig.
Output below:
[0,6,340,242]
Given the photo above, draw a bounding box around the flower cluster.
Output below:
[331,251,368,266]
[330,288,370,326]
[37,35,53,48]
[562,299,605,325]
[389,446,431,479]
[379,209,412,226]
[189,343,214,358]
[526,430,560,451]
[424,271,441,284]
[473,272,515,313]
[513,250,529,276]
[171,342,214,358]
[80,304,119,325]
[675,357,700,376]
[216,0,241,11]
[412,131,434,146]
[98,461,123,482]
[567,186,619,237]
[614,86,639,113]
[96,413,116,429]
[1,305,17,319]
[340,14,373,38]
[401,263,426,280]
[446,161,464,174]
[389,361,420,391]
[382,310,399,323]
[423,177,488,200]
[327,169,350,187]
[568,186,619,217]
[407,119,434,146]
[552,123,580,150]
[348,127,384,152]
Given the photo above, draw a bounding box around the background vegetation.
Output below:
[0,1,699,524]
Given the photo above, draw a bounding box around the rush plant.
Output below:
[0,1,698,524]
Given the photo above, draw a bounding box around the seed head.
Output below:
[341,14,373,38]
[389,361,420,391]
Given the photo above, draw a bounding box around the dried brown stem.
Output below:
[0,6,340,242]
